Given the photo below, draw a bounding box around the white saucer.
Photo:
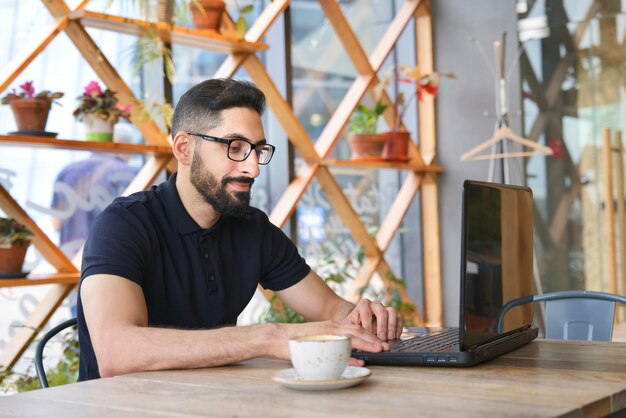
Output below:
[272,366,371,391]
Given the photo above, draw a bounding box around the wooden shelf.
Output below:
[0,134,172,155]
[0,0,443,370]
[323,159,444,172]
[72,11,268,54]
[0,272,79,288]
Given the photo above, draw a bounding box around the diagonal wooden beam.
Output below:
[314,74,375,159]
[376,260,423,325]
[526,53,575,145]
[317,0,376,75]
[214,0,291,78]
[0,284,75,370]
[244,0,291,42]
[0,17,67,92]
[269,165,317,228]
[369,0,423,70]
[0,185,76,273]
[243,55,320,163]
[315,166,379,257]
[42,0,169,148]
[377,172,423,251]
[315,0,424,163]
[345,256,381,302]
[123,156,173,196]
[344,173,424,316]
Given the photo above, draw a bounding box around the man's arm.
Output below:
[81,273,388,377]
[276,270,403,341]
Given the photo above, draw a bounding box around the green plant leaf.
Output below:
[235,16,247,38]
[239,4,254,14]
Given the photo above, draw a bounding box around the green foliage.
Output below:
[348,101,388,135]
[137,97,175,132]
[0,81,63,105]
[0,217,34,247]
[234,3,255,38]
[259,247,356,324]
[259,294,306,324]
[131,28,175,85]
[0,324,79,394]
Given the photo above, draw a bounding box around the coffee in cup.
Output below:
[288,334,351,381]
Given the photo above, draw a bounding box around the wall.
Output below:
[433,1,522,325]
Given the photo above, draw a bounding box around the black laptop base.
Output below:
[352,326,538,367]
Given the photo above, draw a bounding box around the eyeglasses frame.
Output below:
[187,132,276,165]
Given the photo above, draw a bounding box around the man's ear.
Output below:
[172,131,194,166]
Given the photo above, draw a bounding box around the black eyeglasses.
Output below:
[187,132,276,165]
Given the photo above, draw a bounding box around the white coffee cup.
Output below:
[288,334,351,381]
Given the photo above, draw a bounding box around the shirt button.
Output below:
[203,253,209,259]
[209,275,215,281]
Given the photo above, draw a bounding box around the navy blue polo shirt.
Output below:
[76,173,310,381]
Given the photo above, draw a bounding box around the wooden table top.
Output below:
[1,340,625,417]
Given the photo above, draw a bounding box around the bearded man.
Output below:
[78,78,402,381]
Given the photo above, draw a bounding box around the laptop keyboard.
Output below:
[391,327,459,352]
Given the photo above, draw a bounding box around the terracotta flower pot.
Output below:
[347,133,387,160]
[382,131,411,161]
[0,242,30,274]
[190,0,226,31]
[83,115,114,142]
[9,98,52,132]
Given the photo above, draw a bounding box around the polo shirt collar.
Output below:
[162,172,223,236]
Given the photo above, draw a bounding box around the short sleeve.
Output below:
[81,203,150,286]
[259,220,310,291]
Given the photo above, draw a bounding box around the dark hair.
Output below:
[171,78,266,139]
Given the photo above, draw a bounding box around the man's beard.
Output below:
[190,150,253,217]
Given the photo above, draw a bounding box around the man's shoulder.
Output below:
[98,182,166,223]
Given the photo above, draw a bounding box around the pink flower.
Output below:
[84,81,103,97]
[19,81,35,98]
[115,102,132,119]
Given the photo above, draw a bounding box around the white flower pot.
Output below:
[83,115,114,142]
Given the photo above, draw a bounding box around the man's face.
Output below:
[189,107,265,217]
[190,149,253,216]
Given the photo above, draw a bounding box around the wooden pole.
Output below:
[616,131,625,321]
[602,128,618,295]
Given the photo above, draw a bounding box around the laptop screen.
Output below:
[460,181,534,350]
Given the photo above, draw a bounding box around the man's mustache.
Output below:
[223,176,255,187]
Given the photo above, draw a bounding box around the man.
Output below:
[78,78,402,381]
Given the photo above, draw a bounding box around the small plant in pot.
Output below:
[0,81,63,136]
[0,217,34,276]
[73,81,131,142]
[375,66,455,160]
[346,101,388,160]
[189,0,226,32]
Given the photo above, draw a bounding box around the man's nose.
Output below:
[240,150,260,177]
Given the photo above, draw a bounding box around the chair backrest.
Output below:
[535,291,626,341]
[35,317,78,389]
[497,291,626,341]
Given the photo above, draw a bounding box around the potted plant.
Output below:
[0,81,63,135]
[73,81,131,142]
[346,101,388,160]
[189,0,226,31]
[0,217,34,275]
[375,66,455,160]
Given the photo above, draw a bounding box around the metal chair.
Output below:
[35,317,77,388]
[497,291,626,341]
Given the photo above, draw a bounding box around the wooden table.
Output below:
[1,340,625,417]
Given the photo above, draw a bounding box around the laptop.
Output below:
[353,180,538,367]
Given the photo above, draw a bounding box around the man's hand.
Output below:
[270,320,389,366]
[344,298,403,341]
